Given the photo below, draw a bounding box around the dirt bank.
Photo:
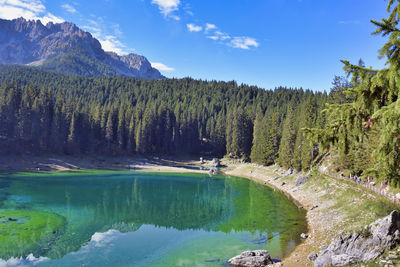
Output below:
[223,159,396,267]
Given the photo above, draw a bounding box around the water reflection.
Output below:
[0,171,306,262]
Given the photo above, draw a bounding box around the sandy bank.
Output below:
[0,154,209,174]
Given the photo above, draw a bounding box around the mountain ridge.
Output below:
[0,17,164,79]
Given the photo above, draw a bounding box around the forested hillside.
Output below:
[306,0,400,186]
[0,66,327,171]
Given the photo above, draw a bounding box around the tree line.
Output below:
[0,65,327,172]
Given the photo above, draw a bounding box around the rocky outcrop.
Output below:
[308,252,318,261]
[0,17,164,79]
[314,210,400,267]
[295,176,308,186]
[227,250,273,267]
[209,158,221,167]
[282,167,293,177]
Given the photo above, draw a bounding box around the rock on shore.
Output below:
[314,210,400,266]
[227,250,273,267]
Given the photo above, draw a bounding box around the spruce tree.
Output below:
[278,104,296,168]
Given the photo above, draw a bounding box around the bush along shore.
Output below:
[223,159,399,267]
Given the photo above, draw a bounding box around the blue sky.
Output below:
[0,0,390,92]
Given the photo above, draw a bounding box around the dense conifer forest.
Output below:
[0,65,327,172]
[1,0,399,184]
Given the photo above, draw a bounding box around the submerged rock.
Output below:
[204,258,220,263]
[227,250,273,267]
[314,210,400,267]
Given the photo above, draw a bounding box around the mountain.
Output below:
[0,17,164,79]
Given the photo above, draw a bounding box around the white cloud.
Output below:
[98,35,129,55]
[215,31,230,40]
[3,0,45,13]
[186,20,257,50]
[151,0,180,19]
[170,14,180,21]
[229,37,259,50]
[61,4,76,14]
[151,62,175,72]
[83,17,132,55]
[87,19,99,26]
[82,25,101,35]
[0,0,64,24]
[206,36,219,40]
[205,23,216,32]
[40,13,64,24]
[187,23,202,32]
[112,24,123,35]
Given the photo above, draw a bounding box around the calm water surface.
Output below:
[0,171,307,266]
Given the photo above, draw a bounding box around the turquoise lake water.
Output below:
[0,171,307,266]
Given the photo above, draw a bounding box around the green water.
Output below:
[0,170,307,266]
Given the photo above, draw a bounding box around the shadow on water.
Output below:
[0,171,307,264]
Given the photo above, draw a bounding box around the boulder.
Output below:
[301,233,309,239]
[314,210,400,267]
[308,252,318,261]
[295,176,309,186]
[209,158,221,167]
[282,167,294,177]
[227,250,273,267]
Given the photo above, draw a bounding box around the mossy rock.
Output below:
[0,210,66,259]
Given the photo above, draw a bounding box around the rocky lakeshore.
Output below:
[0,155,208,174]
[223,160,397,267]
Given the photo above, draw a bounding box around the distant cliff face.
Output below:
[0,17,164,79]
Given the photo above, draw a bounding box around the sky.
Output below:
[0,0,391,92]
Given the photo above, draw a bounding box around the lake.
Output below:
[0,171,307,266]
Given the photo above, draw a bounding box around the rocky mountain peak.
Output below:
[0,17,164,79]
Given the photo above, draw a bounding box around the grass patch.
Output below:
[316,172,396,232]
